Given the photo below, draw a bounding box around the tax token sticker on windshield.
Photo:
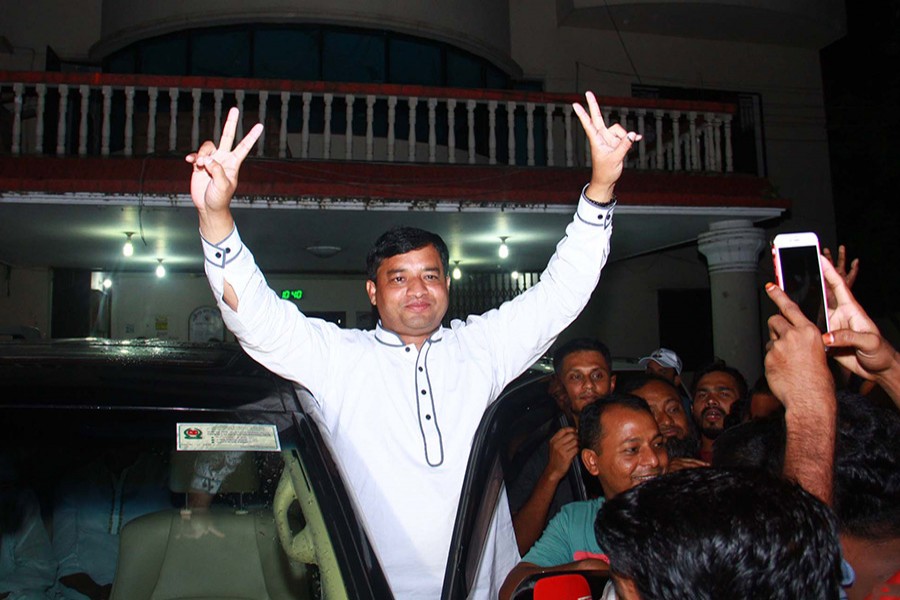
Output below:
[176,423,281,452]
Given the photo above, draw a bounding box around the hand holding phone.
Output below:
[772,232,830,333]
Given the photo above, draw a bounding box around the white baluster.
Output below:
[545,103,555,167]
[525,102,535,166]
[654,110,664,170]
[447,98,457,164]
[257,90,268,156]
[488,100,497,165]
[323,93,333,159]
[345,93,355,160]
[101,85,112,156]
[78,85,90,156]
[563,104,573,167]
[191,89,201,150]
[407,97,417,162]
[168,87,179,152]
[712,116,722,172]
[688,112,698,171]
[466,100,476,164]
[387,96,397,162]
[672,111,682,171]
[365,94,375,161]
[11,83,24,155]
[704,113,714,171]
[124,87,134,157]
[35,84,46,154]
[146,87,157,154]
[281,91,292,159]
[506,101,515,166]
[56,84,69,156]
[234,89,245,141]
[213,89,223,145]
[723,114,733,173]
[636,109,646,169]
[427,98,437,163]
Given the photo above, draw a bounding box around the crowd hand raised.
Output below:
[821,245,859,309]
[572,91,641,203]
[820,258,899,382]
[185,107,263,240]
[547,427,579,480]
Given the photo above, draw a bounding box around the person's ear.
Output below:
[366,280,377,306]
[581,448,600,475]
[610,373,617,392]
[445,276,451,292]
[612,575,641,600]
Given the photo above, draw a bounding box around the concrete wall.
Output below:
[0,266,52,336]
[0,0,102,69]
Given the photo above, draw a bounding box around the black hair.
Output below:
[595,468,843,600]
[553,338,612,377]
[578,392,652,452]
[365,226,450,282]
[833,391,900,540]
[711,414,786,476]
[621,373,700,459]
[619,372,680,396]
[690,359,750,422]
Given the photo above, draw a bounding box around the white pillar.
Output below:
[697,220,767,385]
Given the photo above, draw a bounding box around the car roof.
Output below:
[0,338,297,412]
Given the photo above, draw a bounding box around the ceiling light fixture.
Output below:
[498,237,509,259]
[122,232,135,257]
[452,261,462,280]
[511,270,520,281]
[155,258,166,278]
[305,245,342,259]
[102,278,113,290]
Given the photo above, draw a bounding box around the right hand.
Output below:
[185,107,263,217]
[546,427,579,481]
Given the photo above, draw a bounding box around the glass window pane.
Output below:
[140,35,188,76]
[322,30,385,83]
[191,29,251,77]
[447,50,482,88]
[389,38,441,86]
[253,28,320,81]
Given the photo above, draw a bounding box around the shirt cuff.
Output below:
[575,183,615,230]
[200,226,244,269]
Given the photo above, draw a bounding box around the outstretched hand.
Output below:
[572,91,641,203]
[821,245,859,309]
[185,107,263,241]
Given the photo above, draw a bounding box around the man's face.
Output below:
[365,245,450,345]
[646,360,677,384]
[632,380,690,441]
[692,371,740,439]
[558,350,616,419]
[583,405,668,499]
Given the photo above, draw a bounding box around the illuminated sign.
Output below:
[281,289,304,300]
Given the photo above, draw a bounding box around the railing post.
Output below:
[345,93,355,160]
[257,90,268,157]
[563,103,574,167]
[11,83,23,155]
[169,87,180,152]
[56,84,69,157]
[506,101,515,166]
[488,100,497,165]
[723,114,733,173]
[147,87,158,155]
[466,99,476,165]
[282,91,293,159]
[323,93,333,159]
[101,85,112,156]
[124,86,135,157]
[35,84,46,155]
[366,94,375,161]
[688,111,698,171]
[525,102,535,166]
[387,96,397,162]
[545,103,555,167]
[191,88,202,151]
[447,98,457,164]
[704,112,714,171]
[654,109,664,171]
[213,89,223,145]
[427,98,437,163]
[78,84,90,156]
[672,111,682,171]
[298,91,308,159]
[407,97,417,162]
[234,89,245,141]
[636,109,647,169]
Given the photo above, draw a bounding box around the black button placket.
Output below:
[415,340,443,466]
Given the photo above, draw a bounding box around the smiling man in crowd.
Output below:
[186,92,641,599]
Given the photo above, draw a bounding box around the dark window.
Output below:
[389,38,442,86]
[191,29,252,77]
[253,28,320,81]
[657,288,713,371]
[322,30,385,83]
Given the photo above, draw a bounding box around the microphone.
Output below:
[534,573,592,600]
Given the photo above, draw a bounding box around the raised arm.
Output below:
[185,108,263,310]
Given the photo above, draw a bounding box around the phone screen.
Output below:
[778,245,828,332]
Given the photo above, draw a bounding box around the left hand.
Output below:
[572,91,641,203]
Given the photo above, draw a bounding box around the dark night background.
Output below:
[822,0,900,327]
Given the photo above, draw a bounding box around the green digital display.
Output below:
[281,289,304,300]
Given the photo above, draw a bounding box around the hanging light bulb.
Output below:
[498,236,509,259]
[122,232,135,257]
[511,270,520,281]
[452,261,462,280]
[155,258,166,278]
[102,278,113,290]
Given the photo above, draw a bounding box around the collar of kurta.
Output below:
[374,322,445,347]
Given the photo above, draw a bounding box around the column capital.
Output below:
[698,220,766,273]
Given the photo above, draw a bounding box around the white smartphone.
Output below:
[771,232,829,333]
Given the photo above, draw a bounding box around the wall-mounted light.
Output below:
[498,236,509,259]
[122,232,135,257]
[511,271,520,281]
[155,258,166,278]
[452,260,462,280]
[102,278,113,290]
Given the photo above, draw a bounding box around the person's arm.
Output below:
[511,427,579,555]
[819,258,900,406]
[764,282,837,505]
[499,559,608,600]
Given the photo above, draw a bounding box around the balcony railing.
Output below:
[1,71,738,173]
